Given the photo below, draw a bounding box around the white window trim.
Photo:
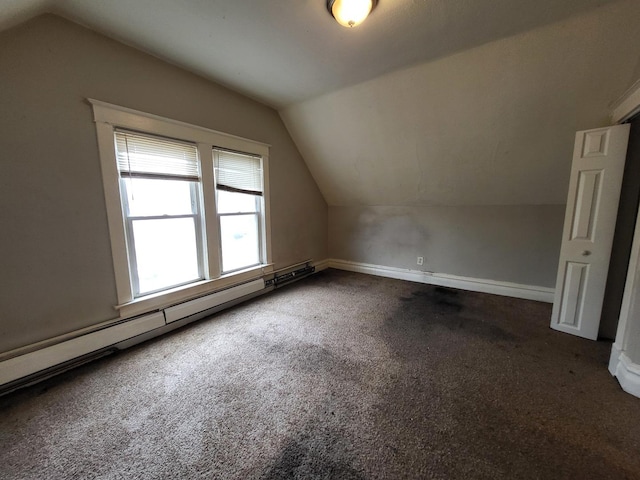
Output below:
[89,99,273,318]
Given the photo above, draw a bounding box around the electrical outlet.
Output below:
[417,256,424,266]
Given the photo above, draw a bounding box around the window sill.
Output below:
[116,263,274,319]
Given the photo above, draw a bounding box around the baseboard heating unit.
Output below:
[0,276,275,394]
[164,279,265,323]
[266,262,315,288]
[0,311,166,393]
[0,258,328,395]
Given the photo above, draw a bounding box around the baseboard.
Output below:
[609,343,622,376]
[313,259,331,272]
[609,344,640,398]
[327,259,555,303]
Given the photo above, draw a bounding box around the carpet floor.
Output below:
[1,269,639,479]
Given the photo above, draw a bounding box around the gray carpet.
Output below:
[1,269,639,479]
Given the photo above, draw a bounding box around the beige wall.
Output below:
[283,0,640,294]
[330,205,564,287]
[0,14,327,353]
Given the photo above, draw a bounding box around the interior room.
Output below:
[1,0,640,478]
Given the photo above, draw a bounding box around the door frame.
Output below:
[608,79,640,397]
[612,79,640,125]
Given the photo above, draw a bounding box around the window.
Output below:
[215,149,264,273]
[115,131,204,296]
[91,99,272,317]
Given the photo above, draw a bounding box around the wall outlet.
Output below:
[417,256,424,266]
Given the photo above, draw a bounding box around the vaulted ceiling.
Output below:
[0,0,625,108]
[281,0,640,206]
[2,0,639,207]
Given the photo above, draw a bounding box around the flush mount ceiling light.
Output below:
[327,0,378,28]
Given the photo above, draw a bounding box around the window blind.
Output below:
[115,130,199,180]
[214,148,263,196]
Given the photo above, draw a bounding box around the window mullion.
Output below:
[198,144,221,279]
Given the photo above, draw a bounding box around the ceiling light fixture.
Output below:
[327,0,378,28]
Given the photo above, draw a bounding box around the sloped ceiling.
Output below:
[1,0,638,208]
[281,0,640,206]
[0,0,625,108]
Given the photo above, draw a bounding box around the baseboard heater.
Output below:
[0,348,117,396]
[164,279,264,323]
[0,278,267,394]
[266,263,315,288]
[0,312,166,391]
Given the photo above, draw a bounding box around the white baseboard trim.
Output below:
[609,343,640,398]
[609,342,623,376]
[313,259,331,272]
[327,259,555,303]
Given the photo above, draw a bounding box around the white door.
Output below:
[551,124,630,340]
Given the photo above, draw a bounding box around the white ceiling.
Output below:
[0,0,623,108]
[281,0,640,206]
[3,0,638,210]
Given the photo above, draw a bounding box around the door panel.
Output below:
[558,262,588,328]
[551,125,630,340]
[570,170,602,241]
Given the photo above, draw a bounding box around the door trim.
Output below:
[609,344,640,398]
[609,80,640,398]
[612,79,640,124]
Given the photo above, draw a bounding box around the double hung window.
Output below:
[116,131,204,296]
[91,99,271,316]
[215,149,264,273]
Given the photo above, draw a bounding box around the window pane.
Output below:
[132,218,201,295]
[124,178,195,217]
[216,190,258,214]
[220,214,260,272]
